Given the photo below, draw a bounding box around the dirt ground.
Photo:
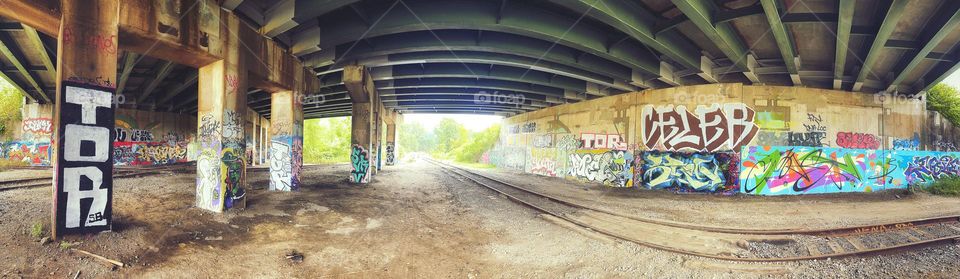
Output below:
[1,159,959,278]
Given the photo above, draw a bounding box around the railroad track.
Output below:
[427,158,960,262]
[0,164,191,191]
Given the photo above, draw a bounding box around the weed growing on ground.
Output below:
[922,176,960,196]
[29,222,43,238]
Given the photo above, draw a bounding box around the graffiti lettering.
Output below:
[638,152,726,192]
[55,83,114,235]
[580,133,625,149]
[385,143,396,166]
[641,103,758,152]
[904,156,960,184]
[351,144,371,183]
[836,132,879,149]
[892,133,920,151]
[22,118,52,134]
[532,135,552,148]
[567,150,633,187]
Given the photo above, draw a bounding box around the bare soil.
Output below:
[0,159,957,278]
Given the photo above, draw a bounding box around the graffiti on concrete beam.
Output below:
[567,149,633,187]
[351,144,370,183]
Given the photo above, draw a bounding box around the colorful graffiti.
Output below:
[488,146,527,171]
[0,141,52,166]
[221,147,245,209]
[740,146,889,195]
[22,118,52,134]
[836,132,879,149]
[113,142,188,165]
[893,133,920,151]
[567,149,633,187]
[904,155,960,184]
[756,111,789,130]
[270,140,293,191]
[196,144,222,211]
[636,152,736,192]
[640,103,759,152]
[350,144,370,183]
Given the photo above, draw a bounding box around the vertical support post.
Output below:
[372,100,382,174]
[344,65,374,183]
[385,109,397,166]
[195,13,247,212]
[269,91,304,191]
[52,0,120,239]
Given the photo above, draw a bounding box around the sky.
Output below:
[945,71,960,88]
[404,113,503,132]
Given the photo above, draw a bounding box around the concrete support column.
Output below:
[195,15,247,212]
[51,0,120,239]
[344,65,376,183]
[372,101,382,174]
[269,91,304,191]
[385,110,397,166]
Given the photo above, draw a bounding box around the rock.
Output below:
[39,237,50,245]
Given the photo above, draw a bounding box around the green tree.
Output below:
[928,83,960,126]
[0,79,23,140]
[399,122,435,153]
[453,124,500,163]
[433,118,467,155]
[303,116,351,163]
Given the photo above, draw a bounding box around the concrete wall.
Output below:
[0,103,269,167]
[489,84,959,195]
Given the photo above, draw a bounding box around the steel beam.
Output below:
[137,61,175,103]
[672,0,751,73]
[548,0,701,71]
[852,0,909,92]
[300,0,660,76]
[834,0,855,89]
[0,32,49,102]
[887,2,960,92]
[760,0,801,85]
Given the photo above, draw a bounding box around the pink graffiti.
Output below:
[641,103,758,152]
[22,118,52,134]
[836,132,879,149]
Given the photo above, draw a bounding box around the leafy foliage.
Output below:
[0,79,23,140]
[452,124,500,163]
[927,84,960,126]
[433,118,469,156]
[303,117,352,163]
[399,121,435,153]
[925,176,960,196]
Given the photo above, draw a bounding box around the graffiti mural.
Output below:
[756,131,827,147]
[567,149,633,187]
[756,111,789,130]
[488,145,528,171]
[740,146,888,195]
[22,118,53,135]
[350,144,371,183]
[580,133,625,149]
[636,152,736,192]
[532,135,552,148]
[892,133,920,151]
[221,147,245,209]
[641,103,759,152]
[113,142,188,165]
[0,141,52,166]
[385,143,396,165]
[270,140,292,191]
[903,155,960,184]
[55,82,114,235]
[836,132,879,149]
[521,122,537,133]
[195,144,222,211]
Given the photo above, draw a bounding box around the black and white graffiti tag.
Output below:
[55,82,115,235]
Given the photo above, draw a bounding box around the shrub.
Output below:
[926,176,960,196]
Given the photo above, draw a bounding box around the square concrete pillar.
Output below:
[269,91,304,191]
[195,14,247,212]
[385,111,397,166]
[51,0,120,239]
[350,102,373,183]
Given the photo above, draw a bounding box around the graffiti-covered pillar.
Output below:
[269,91,304,191]
[195,14,247,212]
[51,0,120,239]
[344,65,374,183]
[384,109,397,166]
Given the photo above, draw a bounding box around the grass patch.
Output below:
[926,176,960,196]
[0,159,27,171]
[29,222,43,238]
